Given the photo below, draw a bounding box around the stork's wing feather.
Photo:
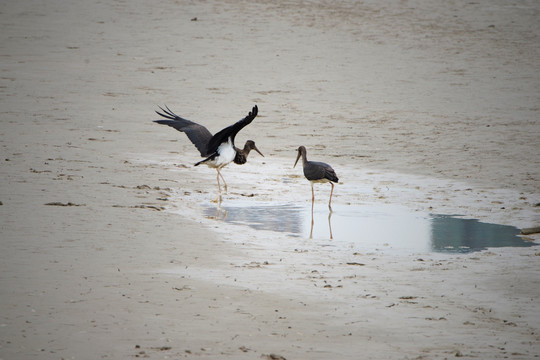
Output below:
[207,105,258,155]
[304,161,339,183]
[153,106,213,157]
[324,166,339,183]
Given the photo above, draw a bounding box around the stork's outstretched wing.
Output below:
[207,105,258,155]
[153,105,213,157]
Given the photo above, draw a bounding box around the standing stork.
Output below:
[153,105,263,200]
[294,145,339,211]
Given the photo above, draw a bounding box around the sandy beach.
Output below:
[1,0,539,359]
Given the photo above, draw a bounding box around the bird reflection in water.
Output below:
[205,204,227,221]
[310,203,334,239]
[204,201,335,240]
[203,202,304,235]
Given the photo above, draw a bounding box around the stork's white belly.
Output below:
[215,138,236,167]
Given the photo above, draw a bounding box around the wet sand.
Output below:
[1,0,539,359]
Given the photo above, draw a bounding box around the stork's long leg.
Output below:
[213,169,223,203]
[310,200,314,239]
[328,182,335,212]
[328,211,334,239]
[219,170,228,193]
[216,169,222,194]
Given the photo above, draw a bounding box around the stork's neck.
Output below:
[241,142,252,154]
[301,150,308,166]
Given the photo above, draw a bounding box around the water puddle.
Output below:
[204,201,536,253]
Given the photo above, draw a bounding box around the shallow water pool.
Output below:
[204,201,536,253]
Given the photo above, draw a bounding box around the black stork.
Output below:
[294,145,339,211]
[153,105,263,200]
